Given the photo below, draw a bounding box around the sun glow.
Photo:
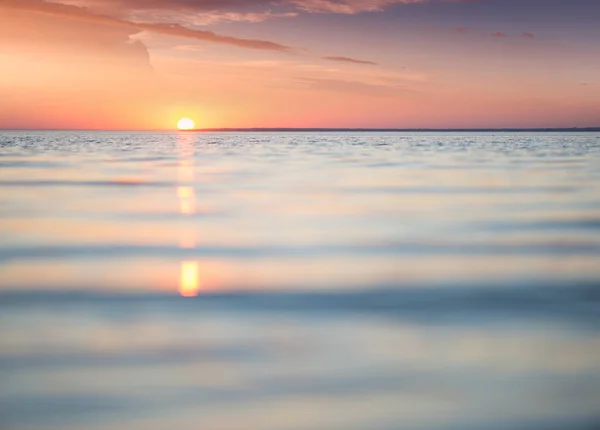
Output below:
[177,118,195,130]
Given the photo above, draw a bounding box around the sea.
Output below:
[0,131,599,430]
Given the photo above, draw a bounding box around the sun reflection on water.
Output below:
[177,186,196,215]
[180,261,199,297]
[177,133,199,297]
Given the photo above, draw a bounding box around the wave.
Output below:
[1,282,598,326]
[1,240,599,263]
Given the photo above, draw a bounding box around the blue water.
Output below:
[1,131,599,430]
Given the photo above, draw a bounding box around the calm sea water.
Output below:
[1,131,599,430]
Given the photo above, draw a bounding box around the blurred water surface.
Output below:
[1,131,599,430]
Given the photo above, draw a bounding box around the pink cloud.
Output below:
[289,0,424,14]
[1,0,295,51]
[45,0,428,16]
[324,56,377,65]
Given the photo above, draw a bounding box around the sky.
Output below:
[1,0,599,129]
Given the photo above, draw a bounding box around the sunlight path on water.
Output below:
[177,133,199,297]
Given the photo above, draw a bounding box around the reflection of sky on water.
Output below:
[1,303,599,430]
[1,132,600,292]
[0,131,599,429]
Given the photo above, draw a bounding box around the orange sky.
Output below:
[1,0,599,129]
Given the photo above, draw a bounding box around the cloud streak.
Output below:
[289,0,424,14]
[50,0,428,16]
[324,56,377,65]
[1,0,295,51]
[176,11,298,26]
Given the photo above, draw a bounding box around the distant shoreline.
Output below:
[2,127,600,132]
[190,127,600,133]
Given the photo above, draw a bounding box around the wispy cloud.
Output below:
[47,0,428,17]
[324,56,377,65]
[289,0,424,14]
[488,31,536,39]
[178,11,298,26]
[1,0,295,51]
[455,27,537,40]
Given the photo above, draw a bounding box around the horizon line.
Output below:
[2,127,600,132]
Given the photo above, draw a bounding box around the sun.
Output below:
[177,118,195,131]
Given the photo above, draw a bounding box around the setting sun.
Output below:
[177,118,195,130]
